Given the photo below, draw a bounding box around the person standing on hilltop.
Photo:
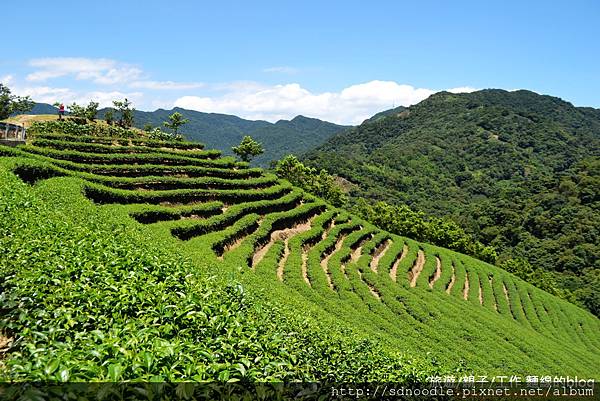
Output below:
[58,103,65,120]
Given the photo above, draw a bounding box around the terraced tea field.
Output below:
[1,131,599,379]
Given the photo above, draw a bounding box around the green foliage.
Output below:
[498,258,562,297]
[0,169,440,382]
[304,89,600,316]
[275,155,347,207]
[163,112,189,136]
[20,144,230,168]
[28,120,139,139]
[29,138,219,160]
[85,101,99,122]
[32,131,205,150]
[112,98,135,128]
[232,136,264,162]
[1,120,599,382]
[68,101,99,123]
[149,127,183,142]
[0,84,34,119]
[129,110,346,166]
[104,109,114,125]
[354,199,497,263]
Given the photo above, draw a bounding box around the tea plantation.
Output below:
[0,126,598,382]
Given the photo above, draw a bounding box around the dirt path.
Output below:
[320,235,347,291]
[218,218,262,259]
[368,285,381,299]
[370,239,392,272]
[321,219,336,240]
[350,236,371,263]
[358,269,380,299]
[340,263,348,279]
[463,271,470,300]
[408,250,426,287]
[389,244,408,282]
[446,263,456,294]
[429,256,442,288]
[503,282,510,304]
[252,219,313,268]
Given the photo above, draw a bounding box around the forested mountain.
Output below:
[304,89,600,315]
[29,103,60,115]
[127,108,346,166]
[30,103,346,166]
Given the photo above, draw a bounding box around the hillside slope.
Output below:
[304,89,600,315]
[0,125,598,381]
[29,103,347,166]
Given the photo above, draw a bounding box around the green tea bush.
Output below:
[83,182,292,205]
[20,145,233,168]
[225,202,327,266]
[127,201,224,224]
[34,131,204,150]
[31,138,220,159]
[172,190,304,240]
[0,167,442,382]
[28,120,138,139]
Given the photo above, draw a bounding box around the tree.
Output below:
[104,109,114,125]
[163,112,189,136]
[275,155,347,206]
[67,102,87,122]
[143,123,153,132]
[232,136,264,162]
[148,127,174,141]
[68,101,99,123]
[85,101,99,122]
[112,98,135,128]
[0,84,34,119]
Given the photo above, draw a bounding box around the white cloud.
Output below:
[16,56,480,124]
[12,84,142,108]
[1,74,14,85]
[82,91,144,107]
[129,80,205,90]
[175,80,441,124]
[27,57,143,85]
[263,66,299,74]
[447,86,478,93]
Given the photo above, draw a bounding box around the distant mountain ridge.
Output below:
[28,103,348,166]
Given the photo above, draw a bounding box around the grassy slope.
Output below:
[0,129,598,380]
[2,114,62,128]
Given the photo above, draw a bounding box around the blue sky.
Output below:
[2,0,598,124]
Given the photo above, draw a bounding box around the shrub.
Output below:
[275,155,347,207]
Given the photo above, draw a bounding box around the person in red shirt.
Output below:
[58,103,65,120]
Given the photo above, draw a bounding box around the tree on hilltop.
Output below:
[232,136,264,163]
[163,112,189,136]
[0,84,34,119]
[104,109,115,125]
[112,98,135,128]
[68,101,99,122]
